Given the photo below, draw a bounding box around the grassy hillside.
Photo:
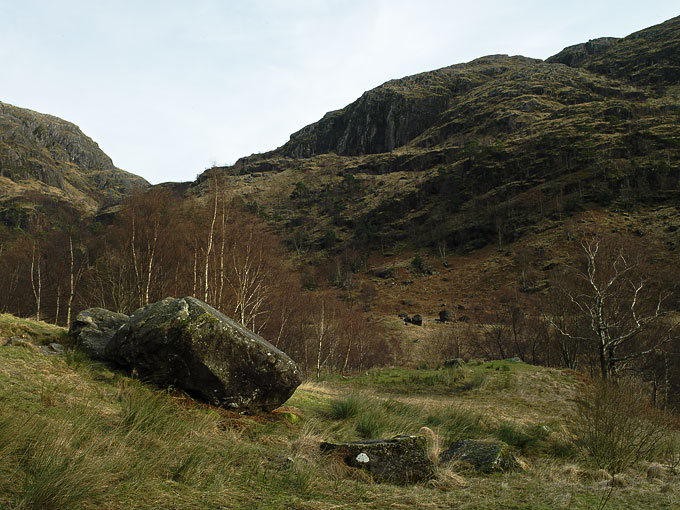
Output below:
[1,316,678,509]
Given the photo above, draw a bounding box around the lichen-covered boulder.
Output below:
[439,440,520,473]
[320,435,435,484]
[70,308,129,359]
[105,296,301,414]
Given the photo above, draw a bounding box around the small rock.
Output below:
[439,310,454,323]
[411,314,423,326]
[39,343,65,356]
[647,463,667,480]
[375,268,395,279]
[8,337,39,352]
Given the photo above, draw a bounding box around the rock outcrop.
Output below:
[547,15,680,86]
[105,296,301,414]
[321,435,435,484]
[70,308,130,359]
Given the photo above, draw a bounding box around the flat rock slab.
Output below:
[105,296,301,414]
[70,308,129,359]
[321,435,435,484]
[439,439,520,473]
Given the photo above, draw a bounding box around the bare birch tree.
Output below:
[545,233,675,379]
[228,231,270,333]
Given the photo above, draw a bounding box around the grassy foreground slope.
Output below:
[0,316,678,509]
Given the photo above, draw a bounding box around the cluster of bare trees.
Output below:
[419,230,679,408]
[0,181,392,377]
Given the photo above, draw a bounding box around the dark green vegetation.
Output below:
[0,101,148,228]
[1,320,678,509]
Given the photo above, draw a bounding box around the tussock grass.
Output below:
[328,393,362,420]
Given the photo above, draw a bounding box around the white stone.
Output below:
[356,452,370,463]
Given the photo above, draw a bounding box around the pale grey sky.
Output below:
[1,1,677,184]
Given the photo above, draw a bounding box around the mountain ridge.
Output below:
[194,15,679,259]
[0,101,149,227]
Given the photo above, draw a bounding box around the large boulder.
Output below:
[439,439,520,473]
[105,296,301,414]
[320,435,435,484]
[70,308,129,359]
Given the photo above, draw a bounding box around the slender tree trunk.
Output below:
[66,228,75,326]
[192,242,198,297]
[131,212,142,308]
[342,332,352,375]
[30,240,41,321]
[316,303,325,380]
[54,285,61,325]
[217,197,227,309]
[204,172,218,303]
[144,221,158,306]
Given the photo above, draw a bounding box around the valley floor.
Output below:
[0,316,678,509]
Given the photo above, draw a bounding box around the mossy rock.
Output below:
[439,439,520,473]
[321,435,435,484]
[105,297,301,414]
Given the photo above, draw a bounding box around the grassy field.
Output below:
[0,316,678,509]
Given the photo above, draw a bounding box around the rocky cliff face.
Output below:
[267,16,679,162]
[0,101,148,226]
[278,56,543,159]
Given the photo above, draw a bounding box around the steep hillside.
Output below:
[197,16,679,260]
[0,101,149,228]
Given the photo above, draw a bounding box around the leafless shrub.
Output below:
[571,378,675,473]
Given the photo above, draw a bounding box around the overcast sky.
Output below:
[1,1,677,184]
